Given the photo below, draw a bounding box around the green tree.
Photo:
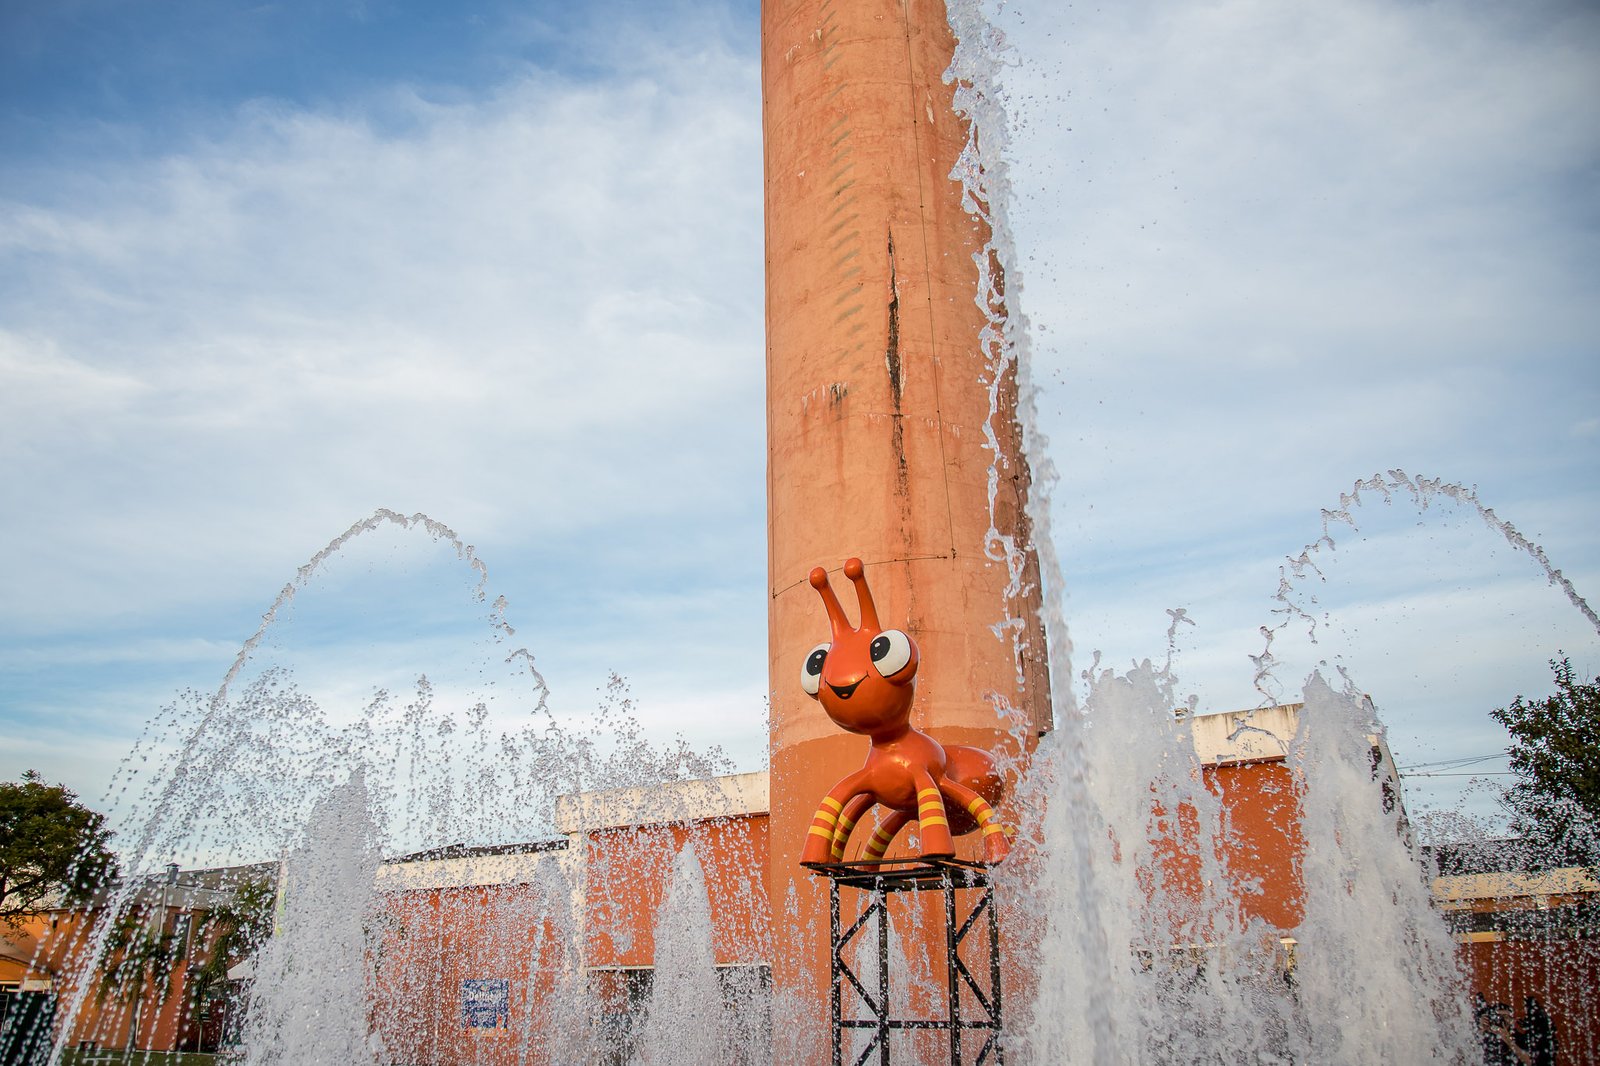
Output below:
[185,876,276,1027]
[0,770,118,927]
[91,876,275,1056]
[1490,657,1600,867]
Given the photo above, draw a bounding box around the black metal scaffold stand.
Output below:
[811,857,1005,1066]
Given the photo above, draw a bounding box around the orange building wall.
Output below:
[1139,759,1307,947]
[2,905,220,1055]
[584,814,770,969]
[372,882,573,1066]
[1,913,54,986]
[27,765,1596,1062]
[1461,936,1600,1066]
[1205,759,1308,932]
[350,767,1305,1066]
[366,815,770,1066]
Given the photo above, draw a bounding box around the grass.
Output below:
[57,1052,224,1066]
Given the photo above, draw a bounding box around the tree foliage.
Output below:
[186,876,277,1018]
[0,770,118,927]
[97,906,183,1008]
[88,874,276,1052]
[1491,657,1600,867]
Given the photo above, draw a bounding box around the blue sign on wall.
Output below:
[462,978,510,1029]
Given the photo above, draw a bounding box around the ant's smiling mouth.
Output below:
[828,678,864,700]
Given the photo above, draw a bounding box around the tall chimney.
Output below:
[762,0,1050,1048]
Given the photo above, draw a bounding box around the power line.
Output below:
[1396,752,1509,772]
[1403,770,1517,778]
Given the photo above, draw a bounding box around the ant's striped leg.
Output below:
[913,773,956,858]
[801,774,871,865]
[831,793,875,862]
[802,795,846,865]
[861,810,913,862]
[940,780,1011,863]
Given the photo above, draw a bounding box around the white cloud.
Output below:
[0,33,764,640]
[999,0,1598,633]
[0,13,773,813]
[2,0,1596,837]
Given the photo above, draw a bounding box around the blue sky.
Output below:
[2,0,1597,849]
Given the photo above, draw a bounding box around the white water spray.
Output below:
[243,774,382,1065]
[638,844,730,1065]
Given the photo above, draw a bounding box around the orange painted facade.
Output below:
[345,757,1316,1066]
[1460,938,1600,1066]
[1435,863,1600,1065]
[363,814,770,1066]
[1205,759,1308,931]
[5,763,1304,1064]
[8,764,1596,1062]
[581,815,771,970]
[1140,770,1292,947]
[2,900,228,1055]
[369,881,574,1065]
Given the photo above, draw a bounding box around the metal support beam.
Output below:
[817,858,1003,1066]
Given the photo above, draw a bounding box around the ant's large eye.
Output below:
[800,642,830,697]
[868,629,915,680]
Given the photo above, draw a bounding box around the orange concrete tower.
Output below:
[762,0,1050,1044]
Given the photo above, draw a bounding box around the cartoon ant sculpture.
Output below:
[798,558,1010,867]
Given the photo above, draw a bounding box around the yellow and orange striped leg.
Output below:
[801,772,871,865]
[914,775,956,858]
[942,780,1011,863]
[802,795,845,865]
[830,793,875,862]
[860,810,913,862]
